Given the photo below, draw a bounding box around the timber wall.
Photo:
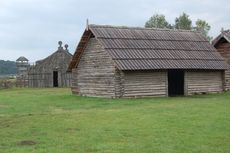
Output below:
[16,76,28,87]
[28,72,72,87]
[72,38,225,97]
[215,42,230,89]
[28,49,72,88]
[72,38,116,97]
[185,71,223,95]
[224,70,230,90]
[121,71,168,97]
[28,73,52,87]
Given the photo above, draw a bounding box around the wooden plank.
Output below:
[72,38,116,97]
[122,71,167,97]
[215,42,230,90]
[185,70,223,95]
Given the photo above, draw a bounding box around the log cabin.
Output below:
[213,30,230,90]
[68,24,229,98]
[28,41,72,87]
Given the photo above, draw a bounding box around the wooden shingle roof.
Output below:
[68,24,228,71]
[212,31,230,46]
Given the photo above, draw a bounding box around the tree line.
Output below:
[0,60,17,75]
[145,12,212,41]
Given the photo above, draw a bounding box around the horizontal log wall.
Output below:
[122,71,167,97]
[216,43,230,64]
[72,38,116,97]
[185,70,224,95]
[225,70,230,90]
[71,68,78,94]
[215,42,230,90]
[114,69,124,98]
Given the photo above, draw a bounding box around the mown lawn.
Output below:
[0,88,230,153]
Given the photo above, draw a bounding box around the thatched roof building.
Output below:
[28,41,72,87]
[68,24,228,97]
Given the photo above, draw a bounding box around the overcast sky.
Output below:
[0,0,229,62]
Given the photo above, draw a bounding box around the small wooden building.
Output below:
[28,41,72,87]
[212,30,230,90]
[68,25,228,98]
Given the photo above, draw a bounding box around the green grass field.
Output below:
[0,88,230,153]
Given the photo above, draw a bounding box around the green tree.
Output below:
[195,19,212,41]
[145,14,171,28]
[0,60,17,75]
[175,12,192,30]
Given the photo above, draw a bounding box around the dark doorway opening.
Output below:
[53,71,58,87]
[168,69,184,96]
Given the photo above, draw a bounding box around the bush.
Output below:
[0,79,14,89]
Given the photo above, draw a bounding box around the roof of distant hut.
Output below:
[36,41,72,62]
[16,56,29,62]
[29,41,72,72]
[212,30,230,46]
[68,24,228,71]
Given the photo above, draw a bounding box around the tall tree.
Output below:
[175,12,192,30]
[145,14,171,28]
[195,19,212,41]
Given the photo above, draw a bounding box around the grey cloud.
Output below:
[0,0,229,62]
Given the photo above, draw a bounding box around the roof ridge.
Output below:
[212,32,230,45]
[222,30,230,33]
[89,24,201,33]
[222,31,230,37]
[16,56,29,61]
